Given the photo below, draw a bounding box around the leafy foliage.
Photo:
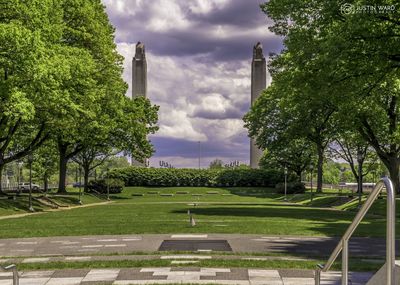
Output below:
[0,0,66,187]
[258,0,400,191]
[0,0,159,194]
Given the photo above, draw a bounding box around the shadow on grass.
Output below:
[238,235,400,258]
[174,204,399,258]
[173,204,394,238]
[175,205,347,221]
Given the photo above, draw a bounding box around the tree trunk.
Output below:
[316,145,324,193]
[0,163,3,194]
[357,161,363,194]
[384,158,400,194]
[83,164,90,192]
[43,173,48,194]
[295,170,302,182]
[58,144,68,193]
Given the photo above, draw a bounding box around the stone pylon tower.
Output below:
[132,42,148,167]
[250,42,266,169]
[132,42,147,98]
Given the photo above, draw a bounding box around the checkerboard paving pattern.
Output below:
[0,268,374,285]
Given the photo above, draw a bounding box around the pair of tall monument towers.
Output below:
[131,42,266,168]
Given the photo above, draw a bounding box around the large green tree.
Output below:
[328,132,378,193]
[260,0,400,191]
[31,141,59,193]
[55,0,123,193]
[244,80,336,192]
[54,0,158,193]
[259,138,315,181]
[72,95,159,191]
[0,0,93,192]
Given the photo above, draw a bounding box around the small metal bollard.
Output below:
[3,264,19,285]
[190,214,196,226]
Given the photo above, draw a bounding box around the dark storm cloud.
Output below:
[116,28,282,62]
[188,1,274,29]
[105,0,283,61]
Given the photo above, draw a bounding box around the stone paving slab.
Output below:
[0,268,374,285]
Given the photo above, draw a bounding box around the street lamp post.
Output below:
[75,166,78,187]
[107,168,110,201]
[284,166,288,201]
[340,167,346,195]
[310,164,314,202]
[357,152,363,208]
[17,161,23,195]
[28,154,34,212]
[198,141,201,170]
[372,170,376,186]
[78,167,82,205]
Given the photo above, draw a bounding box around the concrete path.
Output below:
[0,234,397,258]
[0,268,373,285]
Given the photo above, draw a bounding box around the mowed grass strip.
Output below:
[0,187,395,238]
[9,258,381,272]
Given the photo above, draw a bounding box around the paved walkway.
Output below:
[0,268,373,285]
[0,234,397,257]
[0,234,384,284]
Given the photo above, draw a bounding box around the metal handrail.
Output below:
[315,176,396,285]
[1,264,19,285]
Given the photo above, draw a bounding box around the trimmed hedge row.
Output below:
[275,182,305,194]
[108,167,296,187]
[86,178,124,194]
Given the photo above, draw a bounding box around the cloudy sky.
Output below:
[101,0,283,168]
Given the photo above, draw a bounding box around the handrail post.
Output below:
[342,239,348,285]
[384,177,395,285]
[315,266,321,285]
[3,264,19,285]
[12,266,19,285]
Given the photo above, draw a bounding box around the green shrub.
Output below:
[275,182,305,194]
[86,178,124,194]
[109,167,295,187]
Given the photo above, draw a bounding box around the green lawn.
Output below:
[0,186,397,238]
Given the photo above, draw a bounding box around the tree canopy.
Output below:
[246,0,400,191]
[0,0,159,193]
